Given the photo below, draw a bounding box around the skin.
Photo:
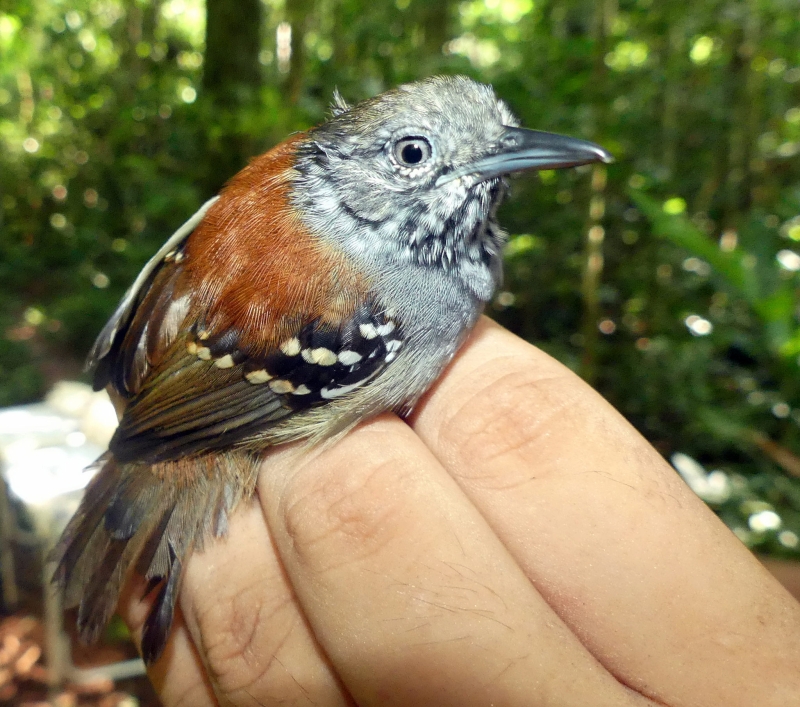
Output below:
[119,317,800,707]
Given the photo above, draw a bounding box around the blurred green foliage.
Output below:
[2,0,800,557]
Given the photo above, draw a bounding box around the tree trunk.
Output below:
[202,0,263,192]
[286,0,314,105]
[204,0,263,106]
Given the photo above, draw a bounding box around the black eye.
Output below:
[393,136,432,167]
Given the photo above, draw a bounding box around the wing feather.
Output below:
[88,197,219,371]
[108,304,404,464]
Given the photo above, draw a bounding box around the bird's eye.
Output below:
[393,136,432,167]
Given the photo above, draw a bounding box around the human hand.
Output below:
[120,317,800,707]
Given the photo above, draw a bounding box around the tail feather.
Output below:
[141,543,183,665]
[77,538,128,642]
[77,495,175,643]
[52,450,260,664]
[104,470,165,540]
[134,505,175,577]
[53,455,121,592]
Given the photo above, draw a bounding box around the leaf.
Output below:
[630,191,759,302]
[631,190,796,352]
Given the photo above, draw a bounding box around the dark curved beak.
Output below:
[437,126,613,186]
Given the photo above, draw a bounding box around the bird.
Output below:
[51,75,611,665]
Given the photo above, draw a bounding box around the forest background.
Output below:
[1,0,800,559]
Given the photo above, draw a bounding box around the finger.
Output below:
[258,414,659,707]
[120,501,353,707]
[119,579,216,707]
[412,317,800,707]
[179,501,353,707]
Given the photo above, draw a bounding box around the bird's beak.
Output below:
[436,126,613,186]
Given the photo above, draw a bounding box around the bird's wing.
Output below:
[109,299,403,463]
[87,197,219,373]
[90,203,403,465]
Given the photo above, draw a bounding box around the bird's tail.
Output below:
[51,450,260,664]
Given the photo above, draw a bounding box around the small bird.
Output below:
[52,75,611,664]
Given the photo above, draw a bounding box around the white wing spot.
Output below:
[338,350,362,365]
[214,354,235,369]
[196,346,212,360]
[186,341,198,355]
[269,379,295,394]
[246,369,272,384]
[293,384,311,395]
[312,347,337,366]
[280,338,302,356]
[359,323,378,339]
[386,340,403,352]
[376,322,395,336]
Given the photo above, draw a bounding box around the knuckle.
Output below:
[279,434,415,572]
[438,361,584,478]
[193,579,295,697]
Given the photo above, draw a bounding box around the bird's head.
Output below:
[291,76,611,297]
